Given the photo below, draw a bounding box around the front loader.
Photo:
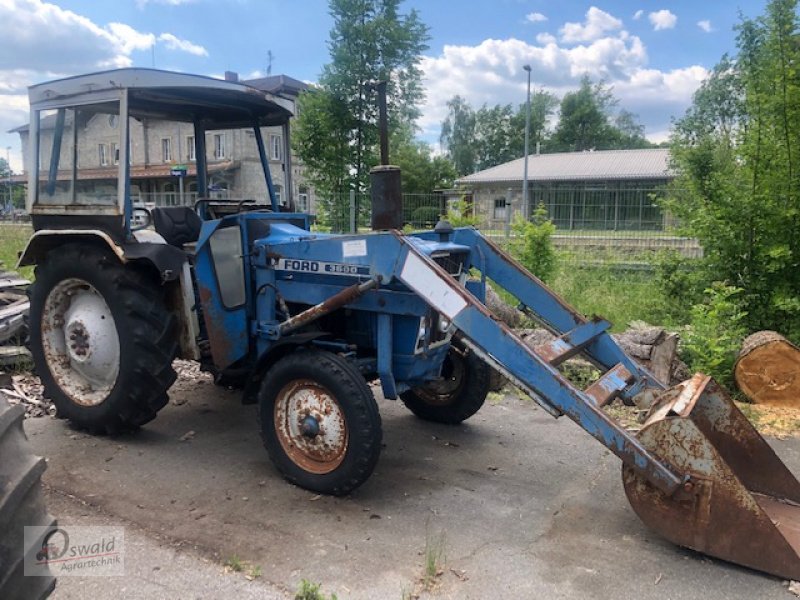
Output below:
[17,68,800,580]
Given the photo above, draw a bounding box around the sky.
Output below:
[0,0,769,172]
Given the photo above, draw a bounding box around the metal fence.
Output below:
[314,189,700,269]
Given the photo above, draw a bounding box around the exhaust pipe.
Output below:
[369,80,403,231]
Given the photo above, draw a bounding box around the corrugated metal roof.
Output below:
[455,148,673,185]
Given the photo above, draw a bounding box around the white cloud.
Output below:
[536,32,557,45]
[633,10,644,21]
[525,12,547,24]
[136,0,196,7]
[108,23,156,54]
[0,0,209,169]
[649,9,677,31]
[560,7,623,44]
[697,20,713,33]
[418,33,707,146]
[157,33,208,57]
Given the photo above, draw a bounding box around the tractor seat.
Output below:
[151,206,203,248]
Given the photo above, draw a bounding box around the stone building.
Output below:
[454,148,675,231]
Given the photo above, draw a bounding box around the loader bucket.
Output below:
[622,373,800,579]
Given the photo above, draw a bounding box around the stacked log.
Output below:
[735,331,800,408]
[0,270,30,366]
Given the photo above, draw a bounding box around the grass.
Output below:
[0,223,33,279]
[551,265,671,331]
[294,579,338,600]
[423,527,446,589]
[224,555,243,572]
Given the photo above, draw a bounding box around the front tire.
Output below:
[28,244,178,434]
[400,342,490,424]
[258,350,382,495]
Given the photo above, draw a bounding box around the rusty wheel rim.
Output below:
[41,278,120,407]
[273,379,348,475]
[414,348,467,406]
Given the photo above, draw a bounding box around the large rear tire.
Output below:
[28,244,178,434]
[0,399,56,600]
[258,350,382,495]
[400,342,490,424]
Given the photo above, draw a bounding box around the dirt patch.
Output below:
[736,402,800,439]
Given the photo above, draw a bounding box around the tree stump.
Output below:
[735,331,800,407]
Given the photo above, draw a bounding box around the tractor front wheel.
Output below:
[400,342,490,424]
[258,350,382,495]
[28,244,178,434]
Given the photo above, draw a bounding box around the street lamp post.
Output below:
[521,65,532,222]
[5,147,10,213]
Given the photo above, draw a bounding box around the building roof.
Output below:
[455,148,673,185]
[244,74,308,97]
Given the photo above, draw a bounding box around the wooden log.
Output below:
[735,331,800,407]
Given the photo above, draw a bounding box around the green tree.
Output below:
[441,92,558,174]
[293,0,430,221]
[392,127,457,193]
[668,0,800,339]
[551,76,615,151]
[439,95,477,175]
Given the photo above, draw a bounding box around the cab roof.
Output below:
[28,68,294,129]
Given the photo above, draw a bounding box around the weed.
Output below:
[682,283,747,388]
[423,526,446,589]
[224,555,243,572]
[295,579,338,600]
[247,565,263,580]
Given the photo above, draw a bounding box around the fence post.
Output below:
[349,189,356,233]
[504,187,513,239]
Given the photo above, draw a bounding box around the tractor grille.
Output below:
[431,252,466,277]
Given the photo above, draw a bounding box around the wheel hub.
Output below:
[41,279,120,406]
[274,380,348,474]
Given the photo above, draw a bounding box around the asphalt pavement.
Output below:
[23,377,800,599]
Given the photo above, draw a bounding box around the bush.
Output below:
[510,204,557,283]
[409,205,441,228]
[446,198,478,227]
[681,283,747,388]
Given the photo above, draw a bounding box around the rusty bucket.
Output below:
[623,374,800,579]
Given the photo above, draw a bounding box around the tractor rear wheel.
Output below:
[400,341,490,424]
[28,244,178,434]
[0,398,56,600]
[258,350,382,495]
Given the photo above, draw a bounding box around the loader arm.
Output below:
[383,230,684,495]
[392,227,800,580]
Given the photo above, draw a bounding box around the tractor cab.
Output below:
[22,68,297,245]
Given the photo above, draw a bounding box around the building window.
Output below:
[269,134,282,161]
[161,138,172,163]
[297,186,309,212]
[273,184,282,205]
[99,144,108,167]
[163,183,176,206]
[493,198,507,220]
[186,135,195,162]
[213,134,225,159]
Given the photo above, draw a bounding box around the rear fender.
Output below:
[19,229,199,360]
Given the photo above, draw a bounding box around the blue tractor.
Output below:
[18,69,800,579]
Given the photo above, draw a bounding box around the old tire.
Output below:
[0,399,56,600]
[28,244,178,434]
[258,350,382,495]
[400,342,490,424]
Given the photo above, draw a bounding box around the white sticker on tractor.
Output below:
[342,239,367,257]
[400,252,467,319]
